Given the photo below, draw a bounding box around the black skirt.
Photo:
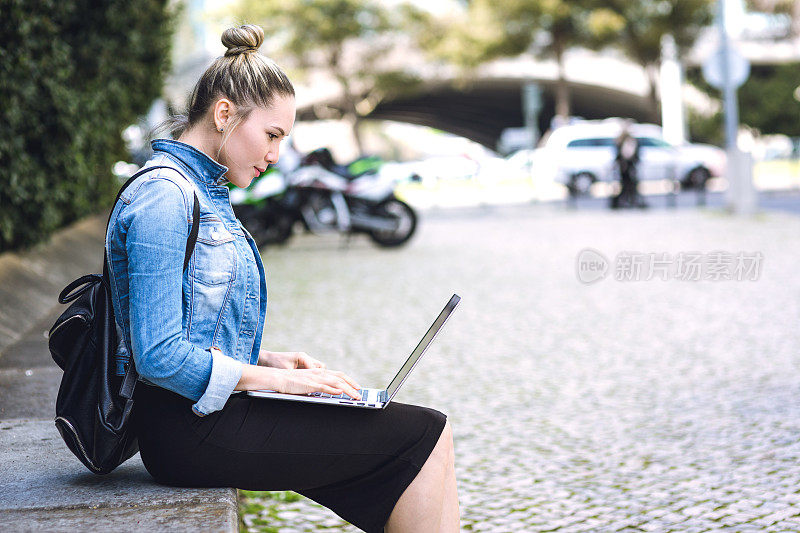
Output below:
[133,384,446,533]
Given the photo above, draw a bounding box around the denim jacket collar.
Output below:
[151,139,229,186]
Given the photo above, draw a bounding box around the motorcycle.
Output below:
[229,168,296,247]
[231,149,418,248]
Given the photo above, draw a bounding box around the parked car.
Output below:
[521,119,726,196]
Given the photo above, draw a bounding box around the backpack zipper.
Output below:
[47,314,88,340]
[55,416,101,473]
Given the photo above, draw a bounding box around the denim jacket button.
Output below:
[210,230,220,241]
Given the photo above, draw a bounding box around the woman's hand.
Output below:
[274,367,362,399]
[236,364,362,400]
[258,349,325,370]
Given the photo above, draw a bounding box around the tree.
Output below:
[495,0,628,120]
[739,63,800,136]
[410,0,625,122]
[236,0,420,155]
[600,0,713,116]
[413,1,713,120]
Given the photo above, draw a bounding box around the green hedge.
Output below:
[0,0,175,252]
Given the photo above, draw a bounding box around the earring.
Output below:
[218,127,224,133]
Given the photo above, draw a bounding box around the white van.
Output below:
[523,119,725,196]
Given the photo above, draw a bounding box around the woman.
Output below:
[105,24,459,533]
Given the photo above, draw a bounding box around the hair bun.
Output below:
[222,24,264,57]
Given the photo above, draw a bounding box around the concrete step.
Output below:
[0,214,240,532]
[0,419,237,532]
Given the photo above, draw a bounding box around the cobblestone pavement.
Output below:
[241,205,800,532]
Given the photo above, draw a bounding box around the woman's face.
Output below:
[219,94,296,188]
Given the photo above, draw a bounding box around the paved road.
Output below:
[241,205,800,532]
[559,188,800,216]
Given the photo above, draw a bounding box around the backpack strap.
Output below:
[104,165,200,270]
[105,165,202,399]
[186,193,200,270]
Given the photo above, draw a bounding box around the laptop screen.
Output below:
[384,294,461,401]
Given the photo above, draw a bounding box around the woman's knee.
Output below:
[430,420,454,467]
[443,421,454,463]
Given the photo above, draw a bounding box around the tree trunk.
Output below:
[646,64,660,122]
[330,49,366,157]
[348,112,365,157]
[335,75,365,157]
[554,42,570,122]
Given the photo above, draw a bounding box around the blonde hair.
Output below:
[160,24,294,146]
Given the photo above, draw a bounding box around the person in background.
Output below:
[611,123,646,209]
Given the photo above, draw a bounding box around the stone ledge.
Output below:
[0,420,238,531]
[0,503,238,533]
[0,214,241,532]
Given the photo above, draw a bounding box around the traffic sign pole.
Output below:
[660,34,686,147]
[522,82,542,149]
[716,0,756,215]
[719,0,739,151]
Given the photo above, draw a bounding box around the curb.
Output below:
[0,213,240,531]
[0,419,238,532]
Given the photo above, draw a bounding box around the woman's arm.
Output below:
[123,177,242,415]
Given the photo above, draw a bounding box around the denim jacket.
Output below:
[106,139,267,416]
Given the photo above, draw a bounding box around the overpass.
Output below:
[294,33,800,151]
[295,51,657,150]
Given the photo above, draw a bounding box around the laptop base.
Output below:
[247,388,386,409]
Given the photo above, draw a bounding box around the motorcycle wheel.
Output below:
[368,198,417,247]
[235,204,294,248]
[256,214,294,247]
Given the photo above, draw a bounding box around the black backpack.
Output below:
[48,165,200,474]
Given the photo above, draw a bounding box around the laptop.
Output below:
[247,294,461,409]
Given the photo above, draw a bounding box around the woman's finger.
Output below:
[317,384,343,395]
[333,375,361,399]
[337,371,361,393]
[282,368,361,399]
[313,372,359,399]
[298,353,325,369]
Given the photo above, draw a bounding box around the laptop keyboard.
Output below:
[310,389,369,401]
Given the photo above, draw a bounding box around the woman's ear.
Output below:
[213,98,235,132]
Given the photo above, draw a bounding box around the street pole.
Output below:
[660,34,685,147]
[719,0,738,151]
[522,82,543,201]
[522,82,542,149]
[660,34,685,207]
[719,0,756,215]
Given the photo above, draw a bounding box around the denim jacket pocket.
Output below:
[192,219,236,286]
